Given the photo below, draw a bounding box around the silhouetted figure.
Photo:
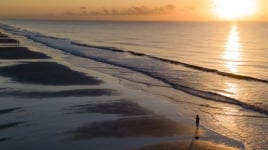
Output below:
[194,127,199,140]
[195,114,200,128]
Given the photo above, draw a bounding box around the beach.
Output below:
[0,31,245,150]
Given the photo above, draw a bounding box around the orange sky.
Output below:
[0,0,267,21]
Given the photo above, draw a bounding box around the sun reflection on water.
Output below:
[224,82,239,96]
[224,24,242,73]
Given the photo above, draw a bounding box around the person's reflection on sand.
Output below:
[195,127,199,140]
[189,127,200,150]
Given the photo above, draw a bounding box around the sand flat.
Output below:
[0,89,117,98]
[66,116,200,140]
[0,33,9,38]
[133,140,239,150]
[0,33,244,150]
[0,38,19,44]
[0,62,103,85]
[0,47,50,59]
[0,137,10,143]
[0,107,22,115]
[67,99,151,116]
[0,121,26,131]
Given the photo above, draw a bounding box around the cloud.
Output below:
[122,4,175,15]
[64,4,176,17]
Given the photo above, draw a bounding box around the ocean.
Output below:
[0,20,267,149]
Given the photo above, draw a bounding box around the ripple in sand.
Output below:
[67,99,151,116]
[0,107,22,115]
[0,121,27,131]
[0,89,117,98]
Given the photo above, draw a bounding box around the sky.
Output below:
[0,0,268,21]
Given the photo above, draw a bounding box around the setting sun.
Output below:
[213,0,259,20]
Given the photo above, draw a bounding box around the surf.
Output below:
[1,23,267,116]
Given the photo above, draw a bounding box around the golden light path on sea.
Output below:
[224,24,242,73]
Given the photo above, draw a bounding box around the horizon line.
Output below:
[1,18,268,23]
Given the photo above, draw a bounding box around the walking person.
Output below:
[195,114,200,128]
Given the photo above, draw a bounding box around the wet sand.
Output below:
[0,89,117,98]
[0,32,8,38]
[0,47,50,59]
[0,32,18,42]
[0,107,22,115]
[0,62,103,85]
[0,34,9,38]
[0,137,10,143]
[134,140,239,150]
[0,32,242,150]
[67,99,151,116]
[0,121,26,131]
[0,34,99,86]
[0,38,19,44]
[66,116,199,140]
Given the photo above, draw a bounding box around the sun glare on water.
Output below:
[213,0,259,20]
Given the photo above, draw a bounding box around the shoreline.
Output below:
[0,31,244,149]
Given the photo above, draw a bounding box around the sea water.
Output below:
[0,20,267,149]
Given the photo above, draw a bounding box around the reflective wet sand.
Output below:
[0,32,243,150]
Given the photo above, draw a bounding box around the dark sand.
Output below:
[0,62,103,85]
[0,89,117,98]
[0,137,10,143]
[0,38,19,44]
[66,116,200,140]
[67,100,151,116]
[0,121,26,131]
[0,47,50,59]
[0,107,22,115]
[134,140,239,150]
[0,34,9,38]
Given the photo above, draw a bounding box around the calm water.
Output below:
[3,21,268,78]
[0,20,268,149]
[2,20,268,113]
